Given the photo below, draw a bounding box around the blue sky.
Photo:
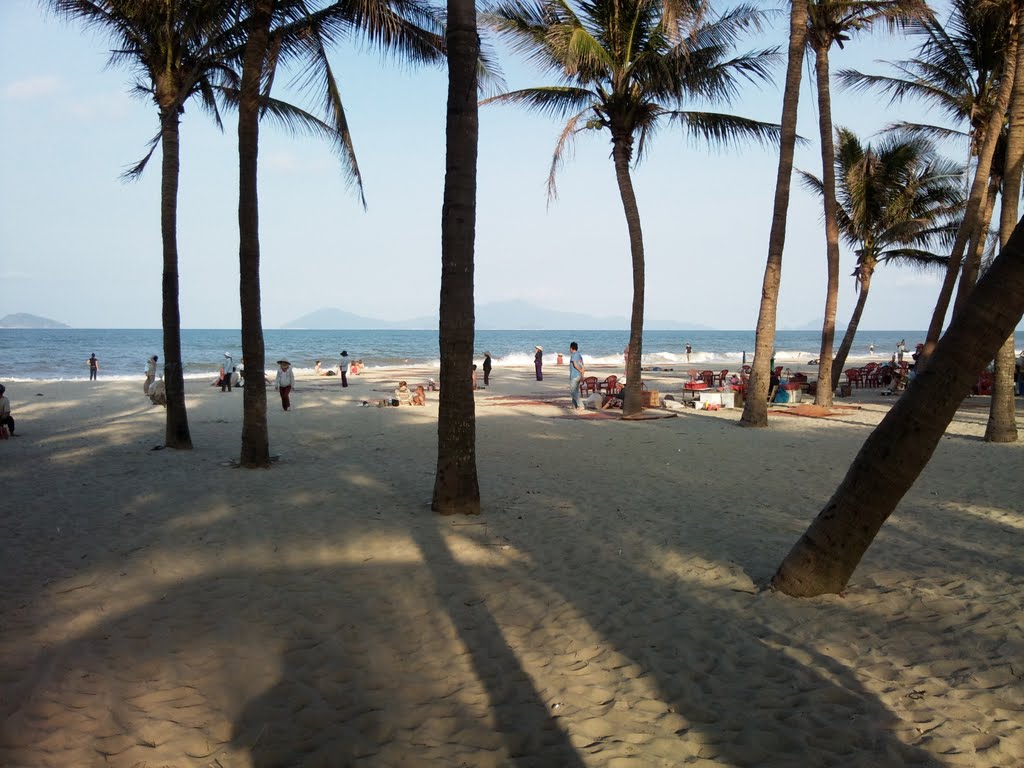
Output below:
[0,0,1002,331]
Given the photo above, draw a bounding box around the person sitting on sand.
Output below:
[601,391,623,409]
[412,385,426,406]
[395,381,413,406]
[149,378,167,407]
[0,384,16,436]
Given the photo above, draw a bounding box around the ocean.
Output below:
[1,328,1020,382]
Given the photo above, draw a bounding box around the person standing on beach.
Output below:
[534,346,543,381]
[0,384,15,437]
[568,341,585,409]
[275,360,294,411]
[340,351,350,387]
[482,352,492,386]
[144,354,157,391]
[87,353,99,381]
[221,353,233,392]
[897,339,907,364]
[685,343,692,362]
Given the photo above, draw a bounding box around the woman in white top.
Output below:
[275,360,294,411]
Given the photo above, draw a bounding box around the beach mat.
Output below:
[773,404,861,418]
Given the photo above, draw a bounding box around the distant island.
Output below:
[0,313,70,329]
[283,300,710,331]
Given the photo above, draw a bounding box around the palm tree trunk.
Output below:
[951,175,997,316]
[158,105,193,449]
[830,268,873,389]
[772,212,1024,598]
[923,15,1019,361]
[237,0,273,468]
[741,0,808,427]
[609,125,645,418]
[986,335,1019,442]
[813,44,842,409]
[432,0,480,515]
[985,30,1024,443]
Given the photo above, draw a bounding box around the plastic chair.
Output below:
[700,369,716,386]
[579,376,599,396]
[845,369,862,388]
[717,369,729,386]
[598,375,620,394]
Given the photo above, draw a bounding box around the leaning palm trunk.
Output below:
[923,17,1020,361]
[985,30,1024,443]
[773,212,1024,597]
[830,268,873,388]
[951,175,997,316]
[610,127,646,418]
[432,0,480,515]
[813,44,842,409]
[158,105,192,449]
[237,0,273,468]
[741,0,808,427]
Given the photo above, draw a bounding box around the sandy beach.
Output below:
[1,363,1021,767]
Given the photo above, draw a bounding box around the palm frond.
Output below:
[666,110,783,149]
[481,86,597,120]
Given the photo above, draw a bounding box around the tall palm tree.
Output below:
[771,210,1024,597]
[433,0,481,514]
[741,0,810,428]
[231,0,445,467]
[482,0,781,416]
[798,128,964,387]
[46,0,244,450]
[803,0,932,409]
[986,21,1024,444]
[922,11,1020,360]
[835,0,1014,315]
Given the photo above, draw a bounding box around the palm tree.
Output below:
[986,21,1024,444]
[231,0,445,467]
[482,0,781,417]
[798,128,964,388]
[741,0,810,428]
[46,0,245,450]
[803,0,932,409]
[433,0,481,514]
[771,210,1024,597]
[835,0,1014,316]
[921,12,1020,360]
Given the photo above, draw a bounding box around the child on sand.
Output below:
[395,381,413,406]
[412,385,426,406]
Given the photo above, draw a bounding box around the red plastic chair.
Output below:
[579,376,599,396]
[700,369,716,386]
[717,369,729,386]
[598,375,620,394]
[845,369,862,388]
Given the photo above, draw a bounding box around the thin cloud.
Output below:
[4,75,60,100]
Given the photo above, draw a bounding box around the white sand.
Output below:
[1,364,1021,767]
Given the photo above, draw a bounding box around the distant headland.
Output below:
[0,313,70,329]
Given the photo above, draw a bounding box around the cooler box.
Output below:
[774,384,801,404]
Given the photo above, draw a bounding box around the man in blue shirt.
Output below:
[569,341,585,409]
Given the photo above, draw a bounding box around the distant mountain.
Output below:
[281,308,415,330]
[282,301,710,330]
[0,313,70,329]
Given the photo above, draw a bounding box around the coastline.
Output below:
[1,367,1022,766]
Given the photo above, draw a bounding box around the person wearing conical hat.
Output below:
[275,360,294,411]
[339,350,350,388]
[482,351,492,387]
[534,345,543,381]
